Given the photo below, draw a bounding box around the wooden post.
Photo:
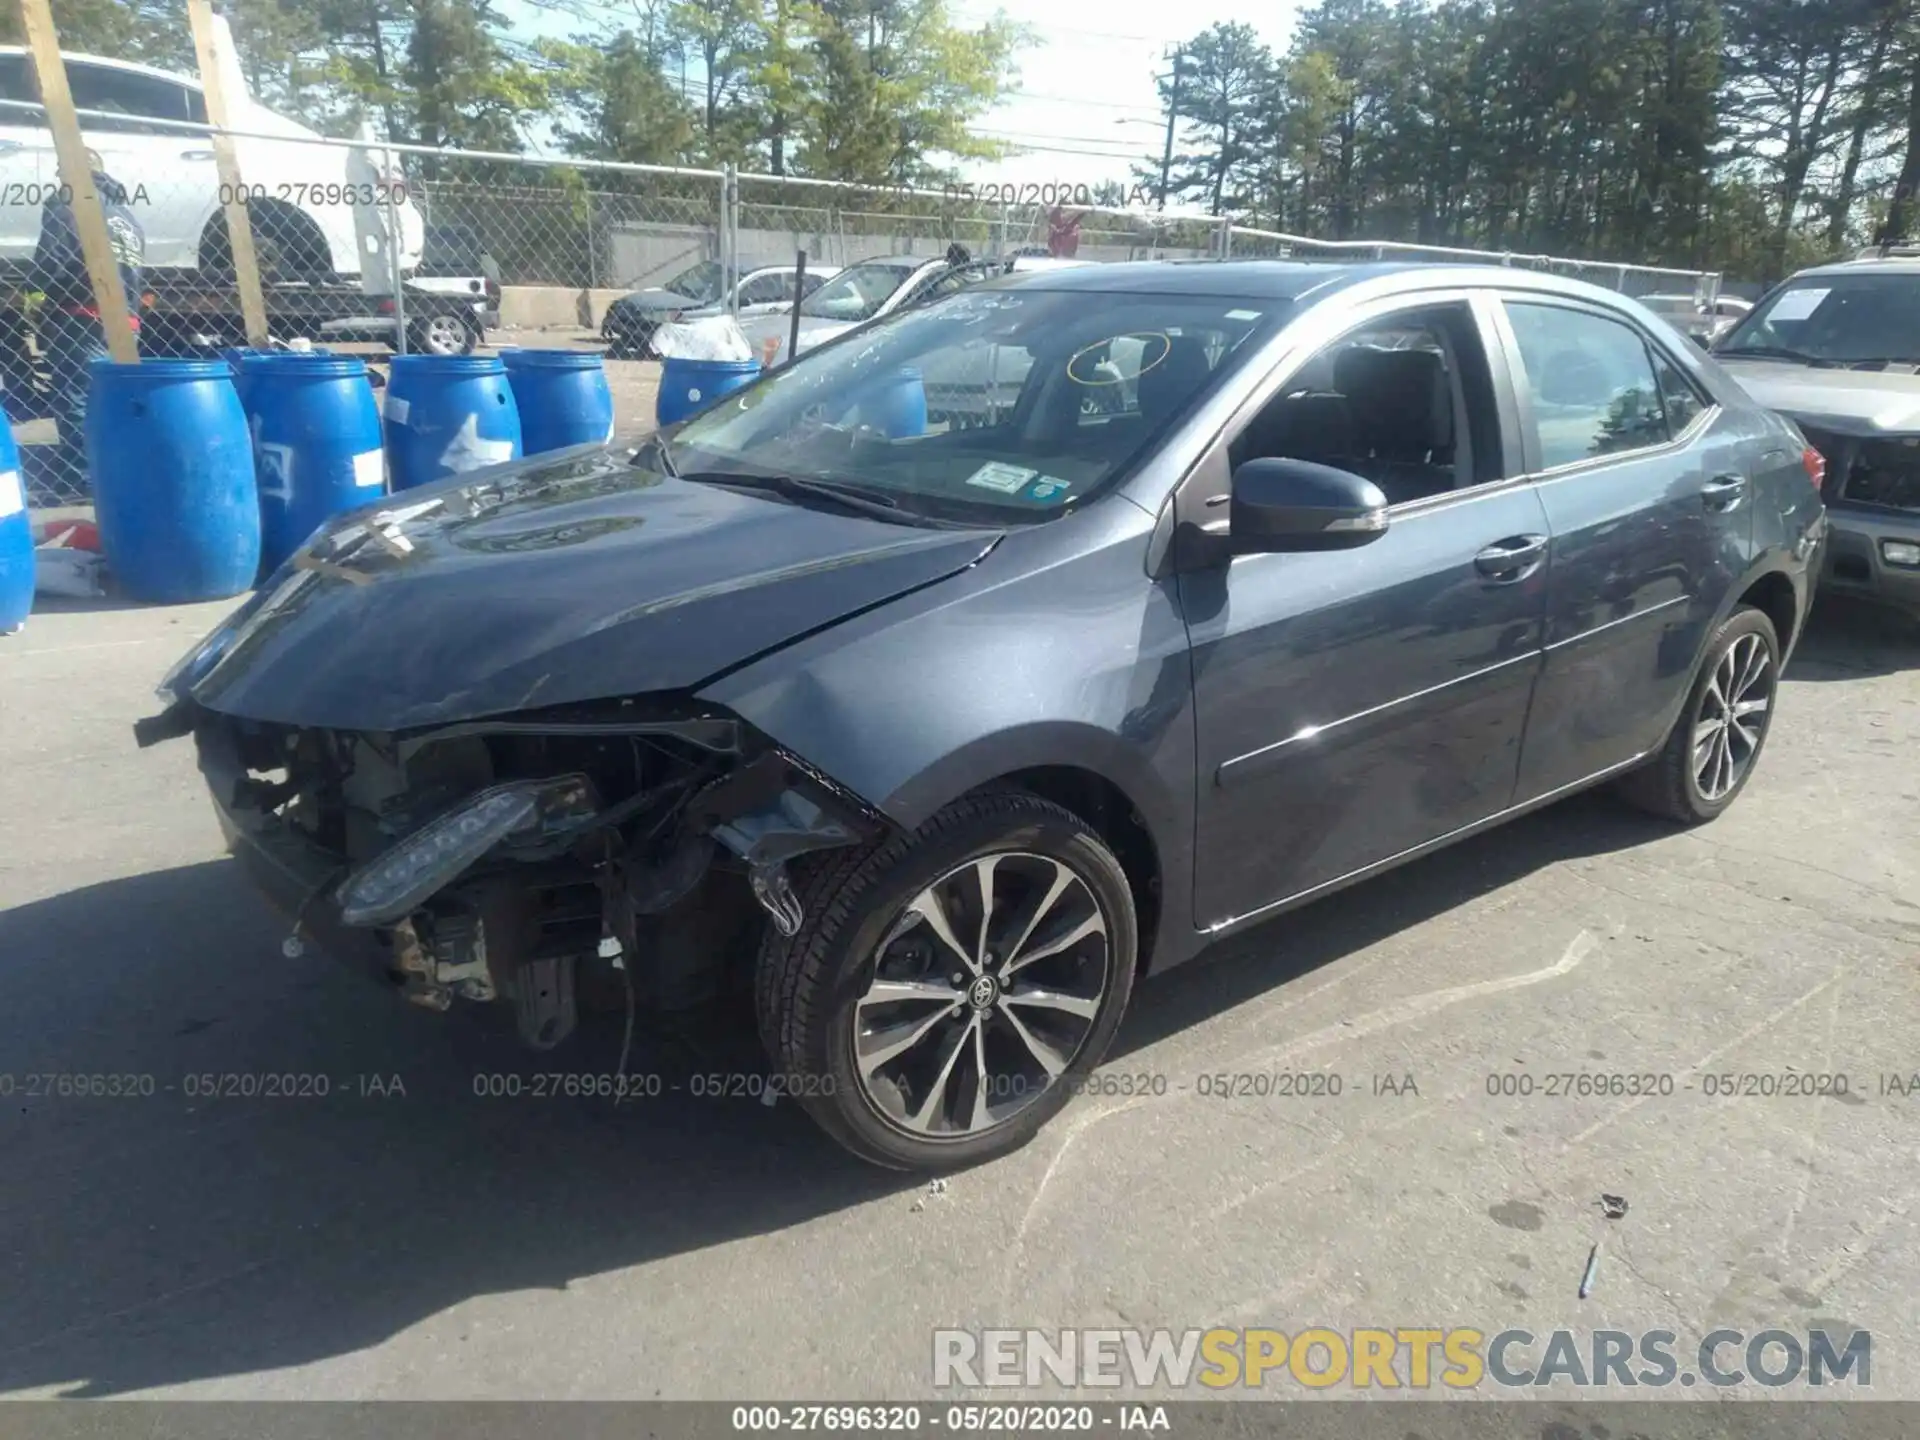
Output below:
[186,0,268,345]
[15,0,137,363]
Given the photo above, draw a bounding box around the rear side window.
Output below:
[68,62,197,133]
[0,55,40,113]
[1651,350,1708,435]
[1505,302,1671,469]
[740,272,795,305]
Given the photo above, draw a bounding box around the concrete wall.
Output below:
[498,286,633,331]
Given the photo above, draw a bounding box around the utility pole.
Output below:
[1157,46,1183,212]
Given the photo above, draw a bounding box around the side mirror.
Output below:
[1229,457,1390,553]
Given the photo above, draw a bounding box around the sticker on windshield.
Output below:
[1767,288,1829,321]
[1026,476,1071,503]
[965,461,1036,493]
[1224,308,1261,321]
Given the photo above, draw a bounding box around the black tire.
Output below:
[757,790,1138,1171]
[1616,604,1781,823]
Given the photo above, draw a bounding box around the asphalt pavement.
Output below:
[0,584,1916,1402]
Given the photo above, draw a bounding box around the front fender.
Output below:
[698,506,1205,969]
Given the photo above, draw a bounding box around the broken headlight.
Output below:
[336,774,597,926]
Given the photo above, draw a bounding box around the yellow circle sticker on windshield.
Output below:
[1067,332,1172,386]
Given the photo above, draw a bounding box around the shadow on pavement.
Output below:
[3,594,1899,1397]
[1785,594,1918,681]
[0,788,1676,1398]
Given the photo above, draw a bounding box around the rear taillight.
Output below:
[1802,446,1827,491]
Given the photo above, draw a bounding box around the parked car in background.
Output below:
[600,260,838,358]
[411,223,501,330]
[1639,292,1751,346]
[141,260,1823,1171]
[738,253,1004,364]
[1714,253,1920,620]
[320,222,494,355]
[0,47,425,280]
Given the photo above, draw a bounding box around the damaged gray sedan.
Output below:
[139,260,1820,1170]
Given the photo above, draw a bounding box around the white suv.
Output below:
[0,48,424,279]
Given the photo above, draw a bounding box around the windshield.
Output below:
[662,260,727,304]
[665,287,1283,523]
[801,259,923,322]
[1717,273,1920,364]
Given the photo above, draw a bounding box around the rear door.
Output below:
[1492,295,1752,802]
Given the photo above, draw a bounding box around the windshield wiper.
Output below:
[679,469,945,526]
[1715,345,1826,366]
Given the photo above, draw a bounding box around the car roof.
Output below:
[987,258,1666,310]
[1787,256,1920,279]
[0,45,202,92]
[744,262,839,277]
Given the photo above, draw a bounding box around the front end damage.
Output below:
[1799,426,1920,613]
[146,695,881,1048]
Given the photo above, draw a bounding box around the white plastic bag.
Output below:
[35,546,106,598]
[650,315,754,362]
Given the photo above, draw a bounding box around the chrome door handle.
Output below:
[1702,474,1746,510]
[1474,534,1549,581]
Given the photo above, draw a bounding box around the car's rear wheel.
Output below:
[757,791,1138,1171]
[409,311,478,356]
[1617,605,1780,823]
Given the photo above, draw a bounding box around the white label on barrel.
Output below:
[353,449,386,489]
[385,396,411,426]
[440,413,515,473]
[0,469,20,518]
[687,387,702,403]
[257,443,295,502]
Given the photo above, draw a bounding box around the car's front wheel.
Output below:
[1617,604,1781,823]
[757,791,1138,1171]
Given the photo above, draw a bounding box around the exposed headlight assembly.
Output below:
[337,774,597,926]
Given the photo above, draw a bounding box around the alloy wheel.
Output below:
[420,314,472,356]
[1693,631,1773,801]
[852,852,1111,1138]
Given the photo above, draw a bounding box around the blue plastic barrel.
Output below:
[239,352,386,575]
[384,353,522,491]
[0,399,31,634]
[856,367,928,438]
[657,357,761,427]
[87,358,260,603]
[501,349,617,455]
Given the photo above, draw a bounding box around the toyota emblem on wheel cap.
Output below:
[967,974,999,1010]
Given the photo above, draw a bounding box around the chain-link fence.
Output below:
[0,98,1720,506]
[1,103,729,505]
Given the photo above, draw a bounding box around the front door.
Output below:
[1492,297,1753,802]
[1182,294,1551,931]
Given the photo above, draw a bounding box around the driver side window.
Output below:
[1228,301,1502,507]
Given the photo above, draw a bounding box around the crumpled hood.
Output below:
[185,447,1000,733]
[1718,358,1920,436]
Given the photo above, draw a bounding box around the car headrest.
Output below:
[1334,345,1453,459]
[1137,335,1215,428]
[1253,391,1354,465]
